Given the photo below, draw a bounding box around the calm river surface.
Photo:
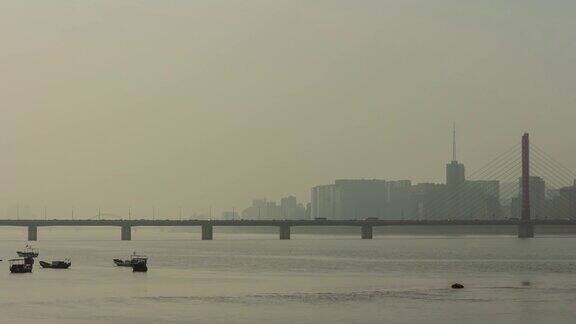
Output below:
[0,227,575,323]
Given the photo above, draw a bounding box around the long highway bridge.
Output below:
[2,218,575,241]
[5,133,574,241]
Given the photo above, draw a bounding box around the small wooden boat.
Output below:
[9,258,33,273]
[17,245,39,258]
[131,255,148,272]
[40,259,71,269]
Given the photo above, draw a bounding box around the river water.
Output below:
[0,227,575,323]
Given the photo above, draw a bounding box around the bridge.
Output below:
[4,133,576,241]
[4,218,576,241]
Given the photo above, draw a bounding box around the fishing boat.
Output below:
[131,255,148,272]
[40,259,71,269]
[114,252,144,268]
[9,258,33,273]
[17,245,39,258]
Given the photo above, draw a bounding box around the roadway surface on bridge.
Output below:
[0,219,573,227]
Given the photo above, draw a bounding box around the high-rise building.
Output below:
[446,124,466,188]
[410,183,448,219]
[446,161,465,188]
[280,195,305,220]
[241,199,273,219]
[242,196,305,220]
[440,125,503,219]
[513,176,546,219]
[385,180,412,202]
[557,181,576,219]
[312,180,388,220]
[334,179,387,220]
[467,180,500,199]
[385,180,414,219]
[311,185,337,219]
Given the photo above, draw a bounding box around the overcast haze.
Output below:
[1,1,575,218]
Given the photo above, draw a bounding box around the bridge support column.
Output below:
[202,224,213,240]
[28,225,38,241]
[518,223,534,238]
[279,225,291,240]
[121,225,132,241]
[361,225,373,239]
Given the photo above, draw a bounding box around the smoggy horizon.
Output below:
[1,1,575,217]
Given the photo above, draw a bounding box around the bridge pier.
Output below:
[518,223,534,238]
[121,225,132,241]
[279,225,291,240]
[202,224,213,240]
[361,225,373,239]
[28,225,38,241]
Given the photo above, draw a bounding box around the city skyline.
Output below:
[2,2,576,323]
[3,131,575,221]
[2,1,576,216]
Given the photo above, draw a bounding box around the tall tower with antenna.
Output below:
[446,123,465,188]
[452,122,457,162]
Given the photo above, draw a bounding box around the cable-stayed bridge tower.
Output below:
[421,131,576,237]
[518,133,534,238]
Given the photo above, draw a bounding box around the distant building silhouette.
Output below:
[312,179,413,220]
[558,182,576,219]
[511,176,545,219]
[309,125,506,220]
[544,181,576,219]
[446,161,466,188]
[446,124,466,188]
[280,196,305,219]
[242,196,306,220]
[334,179,387,220]
[311,185,337,219]
[410,183,447,219]
[221,211,239,220]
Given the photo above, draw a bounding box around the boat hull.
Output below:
[114,259,133,267]
[10,265,32,273]
[40,261,71,269]
[17,252,39,258]
[132,261,148,272]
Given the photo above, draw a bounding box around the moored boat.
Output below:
[114,252,146,268]
[131,255,148,272]
[9,258,33,273]
[17,245,39,258]
[40,259,71,269]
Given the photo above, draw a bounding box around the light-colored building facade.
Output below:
[311,185,337,219]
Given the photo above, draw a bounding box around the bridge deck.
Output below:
[0,219,573,227]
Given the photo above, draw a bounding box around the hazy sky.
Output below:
[1,1,575,218]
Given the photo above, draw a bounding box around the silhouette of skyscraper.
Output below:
[446,123,465,187]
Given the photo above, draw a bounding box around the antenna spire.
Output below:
[452,122,457,162]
